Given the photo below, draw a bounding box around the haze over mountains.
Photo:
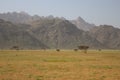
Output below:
[0,12,120,49]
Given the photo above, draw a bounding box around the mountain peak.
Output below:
[19,11,29,15]
[71,16,95,31]
[76,16,85,23]
[46,15,54,19]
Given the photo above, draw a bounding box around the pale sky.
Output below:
[0,0,120,28]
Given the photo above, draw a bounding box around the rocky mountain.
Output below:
[71,17,95,31]
[0,12,57,24]
[0,12,120,49]
[0,19,48,49]
[89,25,120,49]
[0,12,32,23]
[0,12,95,31]
[29,18,104,49]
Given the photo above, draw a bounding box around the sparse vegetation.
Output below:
[78,45,89,53]
[74,49,78,51]
[0,50,120,80]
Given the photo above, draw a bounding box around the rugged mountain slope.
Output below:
[89,25,120,49]
[0,12,32,23]
[71,17,95,31]
[0,19,48,49]
[0,12,95,31]
[30,18,104,49]
[0,12,56,24]
[0,12,120,49]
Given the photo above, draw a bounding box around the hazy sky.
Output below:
[0,0,120,28]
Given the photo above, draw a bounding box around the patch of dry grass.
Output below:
[0,50,120,80]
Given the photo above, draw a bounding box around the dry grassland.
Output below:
[0,50,120,80]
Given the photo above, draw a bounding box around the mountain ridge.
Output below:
[0,12,120,49]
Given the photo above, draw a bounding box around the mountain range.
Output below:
[0,12,120,49]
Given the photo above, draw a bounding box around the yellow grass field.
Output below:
[0,50,120,80]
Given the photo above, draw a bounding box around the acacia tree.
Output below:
[78,45,89,53]
[11,46,19,50]
[56,49,60,52]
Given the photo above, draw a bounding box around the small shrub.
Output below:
[98,49,102,51]
[56,49,60,52]
[74,49,78,51]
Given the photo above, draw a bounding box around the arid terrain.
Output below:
[0,50,120,80]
